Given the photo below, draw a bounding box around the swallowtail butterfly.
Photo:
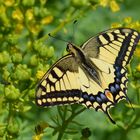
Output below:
[36,28,140,124]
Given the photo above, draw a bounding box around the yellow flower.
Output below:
[135,47,140,57]
[29,24,40,34]
[12,8,24,21]
[137,64,140,72]
[132,21,140,30]
[25,9,34,21]
[0,5,6,13]
[111,22,122,28]
[32,134,43,140]
[124,17,132,24]
[99,0,109,7]
[4,0,15,7]
[36,70,45,79]
[0,5,10,27]
[15,23,24,33]
[110,0,120,12]
[0,5,10,26]
[127,23,135,28]
[41,15,53,25]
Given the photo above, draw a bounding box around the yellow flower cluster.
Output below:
[110,0,120,12]
[124,17,132,24]
[1,1,54,35]
[111,17,140,31]
[111,23,122,28]
[11,8,25,33]
[4,0,15,7]
[12,8,24,21]
[99,0,120,12]
[135,48,140,57]
[99,0,108,7]
[0,5,10,26]
[15,23,24,33]
[36,70,45,79]
[137,63,140,72]
[41,15,53,25]
[25,9,34,21]
[29,24,40,34]
[32,134,43,140]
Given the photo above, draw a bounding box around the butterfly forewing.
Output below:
[82,28,139,66]
[36,55,83,106]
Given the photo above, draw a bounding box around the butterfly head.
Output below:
[66,43,86,64]
[66,43,77,55]
[66,43,75,54]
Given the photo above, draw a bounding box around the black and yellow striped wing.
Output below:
[82,28,139,66]
[36,55,82,106]
[79,28,140,122]
[36,28,140,123]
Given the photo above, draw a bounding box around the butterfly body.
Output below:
[36,28,140,123]
[67,43,102,86]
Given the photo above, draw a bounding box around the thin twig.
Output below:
[57,107,86,140]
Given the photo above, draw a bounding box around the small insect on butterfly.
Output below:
[36,28,140,124]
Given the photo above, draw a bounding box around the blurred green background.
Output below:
[0,0,140,140]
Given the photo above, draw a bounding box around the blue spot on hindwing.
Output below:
[96,97,102,104]
[115,84,120,91]
[115,78,121,83]
[100,93,107,101]
[110,85,116,93]
[89,95,95,102]
[82,93,89,100]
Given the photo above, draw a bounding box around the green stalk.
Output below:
[57,108,86,140]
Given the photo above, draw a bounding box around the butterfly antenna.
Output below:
[48,33,69,43]
[72,20,77,43]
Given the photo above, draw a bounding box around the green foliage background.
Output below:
[0,0,140,140]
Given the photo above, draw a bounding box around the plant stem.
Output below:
[57,108,86,140]
[120,110,140,140]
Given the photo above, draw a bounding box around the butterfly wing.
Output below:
[36,55,83,107]
[36,28,140,123]
[80,28,140,122]
[82,28,139,66]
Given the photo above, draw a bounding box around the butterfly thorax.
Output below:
[67,43,101,85]
[67,43,86,63]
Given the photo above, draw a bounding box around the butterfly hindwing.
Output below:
[80,28,139,122]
